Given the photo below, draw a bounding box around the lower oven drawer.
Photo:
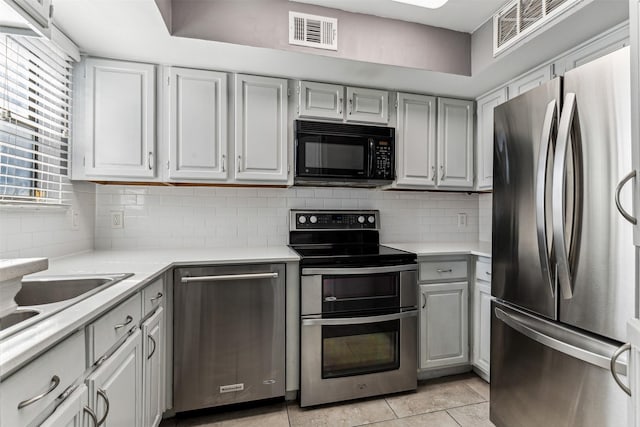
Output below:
[300,310,417,407]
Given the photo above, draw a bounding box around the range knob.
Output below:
[368,216,375,224]
[310,216,318,224]
[358,216,365,224]
[298,216,307,224]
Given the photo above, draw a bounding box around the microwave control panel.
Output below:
[373,140,394,179]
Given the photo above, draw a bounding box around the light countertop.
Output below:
[0,258,48,282]
[384,241,492,258]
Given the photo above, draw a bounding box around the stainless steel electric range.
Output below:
[288,210,418,407]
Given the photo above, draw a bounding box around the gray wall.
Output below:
[171,0,471,76]
[154,0,172,33]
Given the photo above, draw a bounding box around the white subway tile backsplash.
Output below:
[479,193,492,243]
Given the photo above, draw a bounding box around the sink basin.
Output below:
[0,309,40,331]
[16,273,133,306]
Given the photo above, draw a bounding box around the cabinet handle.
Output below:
[222,154,226,173]
[421,293,426,309]
[17,375,60,409]
[114,315,133,331]
[150,292,163,303]
[485,271,492,276]
[97,389,110,426]
[84,406,99,427]
[148,334,157,360]
[338,97,343,115]
[431,165,435,179]
[237,155,241,173]
[615,170,637,225]
[349,98,353,115]
[148,151,153,170]
[436,268,453,273]
[440,165,445,180]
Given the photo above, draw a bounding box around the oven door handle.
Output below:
[301,264,416,276]
[301,310,417,327]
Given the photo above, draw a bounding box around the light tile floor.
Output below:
[161,373,494,427]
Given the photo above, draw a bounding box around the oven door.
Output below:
[300,310,417,407]
[296,134,372,180]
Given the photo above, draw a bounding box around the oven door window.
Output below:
[323,273,400,313]
[297,135,368,177]
[322,319,400,379]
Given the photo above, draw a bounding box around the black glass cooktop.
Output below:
[290,244,416,267]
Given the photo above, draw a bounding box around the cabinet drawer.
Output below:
[89,293,142,365]
[419,260,467,282]
[0,330,85,427]
[476,259,492,282]
[142,277,164,316]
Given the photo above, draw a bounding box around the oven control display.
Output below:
[296,213,376,229]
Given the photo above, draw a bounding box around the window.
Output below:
[0,33,72,205]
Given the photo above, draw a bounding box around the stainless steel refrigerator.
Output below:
[491,47,636,427]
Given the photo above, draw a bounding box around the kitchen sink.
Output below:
[15,275,130,306]
[0,309,40,331]
[0,273,133,341]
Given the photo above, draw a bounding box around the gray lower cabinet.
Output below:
[87,329,143,427]
[142,307,164,427]
[419,282,469,370]
[39,384,92,427]
[472,280,492,380]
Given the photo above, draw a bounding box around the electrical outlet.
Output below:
[457,213,467,228]
[111,211,124,229]
[70,209,80,230]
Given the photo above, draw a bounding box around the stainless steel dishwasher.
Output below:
[173,264,285,412]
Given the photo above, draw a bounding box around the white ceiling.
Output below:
[289,0,506,33]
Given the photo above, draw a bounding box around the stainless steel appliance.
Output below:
[294,120,395,187]
[289,210,417,407]
[173,264,285,413]
[491,47,635,427]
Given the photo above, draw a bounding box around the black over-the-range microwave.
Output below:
[294,120,396,187]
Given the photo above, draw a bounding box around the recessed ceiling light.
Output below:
[391,0,449,9]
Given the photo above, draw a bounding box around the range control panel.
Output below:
[290,210,379,231]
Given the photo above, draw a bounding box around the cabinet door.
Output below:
[297,81,344,120]
[557,26,628,75]
[234,74,288,182]
[419,282,468,370]
[84,58,156,178]
[87,329,143,427]
[473,280,492,378]
[507,65,552,99]
[476,88,508,190]
[168,67,228,181]
[346,87,389,124]
[142,308,164,427]
[436,98,474,188]
[40,384,92,427]
[395,93,437,188]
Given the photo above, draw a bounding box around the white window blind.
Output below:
[0,33,73,205]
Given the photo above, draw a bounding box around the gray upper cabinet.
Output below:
[234,74,289,182]
[296,81,389,124]
[437,97,474,188]
[395,93,437,187]
[167,67,228,181]
[346,87,389,124]
[555,25,629,75]
[82,58,156,179]
[297,81,343,120]
[476,87,508,190]
[507,64,552,99]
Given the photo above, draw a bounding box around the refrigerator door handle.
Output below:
[610,342,631,396]
[615,170,637,225]
[495,307,627,374]
[536,99,557,297]
[552,92,578,299]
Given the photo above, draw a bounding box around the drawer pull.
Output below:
[436,268,453,273]
[148,334,157,360]
[97,388,110,426]
[84,406,99,426]
[113,315,133,331]
[17,375,60,409]
[150,292,163,303]
[485,272,492,276]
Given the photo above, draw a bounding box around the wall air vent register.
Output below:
[289,11,338,51]
[493,0,578,56]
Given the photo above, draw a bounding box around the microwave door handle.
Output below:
[369,139,374,176]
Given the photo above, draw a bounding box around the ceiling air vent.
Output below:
[289,11,338,51]
[493,0,575,56]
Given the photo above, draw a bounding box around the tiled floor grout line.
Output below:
[383,397,401,420]
[445,409,465,427]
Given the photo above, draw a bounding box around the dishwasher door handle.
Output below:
[181,272,279,283]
